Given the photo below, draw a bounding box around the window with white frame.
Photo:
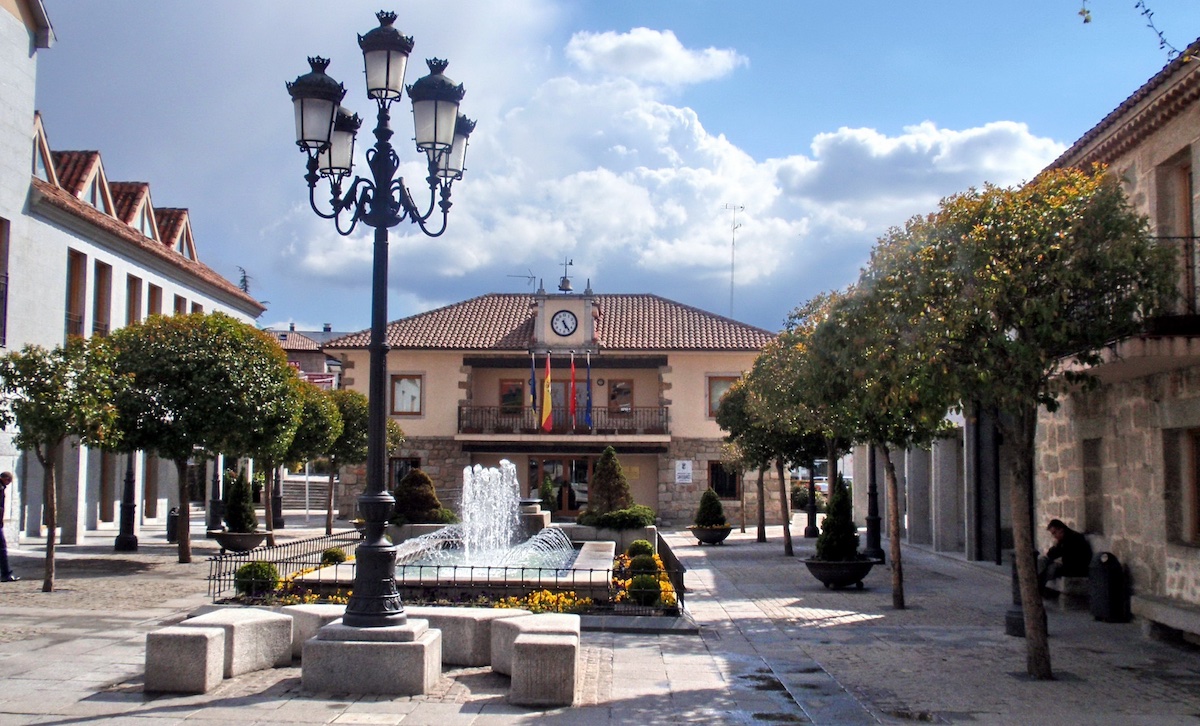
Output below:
[391,374,423,416]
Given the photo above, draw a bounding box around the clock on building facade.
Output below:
[550,309,578,336]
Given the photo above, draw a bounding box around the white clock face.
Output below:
[551,309,578,336]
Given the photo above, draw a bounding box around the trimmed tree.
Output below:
[110,312,302,563]
[322,389,368,535]
[0,337,119,591]
[282,381,342,530]
[913,167,1175,678]
[589,446,631,515]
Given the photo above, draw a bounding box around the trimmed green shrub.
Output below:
[579,504,656,530]
[692,488,727,527]
[790,483,827,513]
[320,547,347,566]
[630,554,658,576]
[539,474,555,511]
[815,475,859,561]
[629,573,661,607]
[222,469,257,533]
[234,561,279,597]
[626,539,654,557]
[391,469,458,525]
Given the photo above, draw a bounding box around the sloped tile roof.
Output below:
[155,208,187,250]
[30,178,263,315]
[270,329,321,352]
[324,293,774,351]
[109,181,149,225]
[50,150,98,195]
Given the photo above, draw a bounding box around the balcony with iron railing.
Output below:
[458,405,669,436]
[65,312,84,341]
[1144,236,1200,335]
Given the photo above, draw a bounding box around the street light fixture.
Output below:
[287,10,473,628]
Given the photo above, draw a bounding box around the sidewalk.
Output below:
[0,522,1198,724]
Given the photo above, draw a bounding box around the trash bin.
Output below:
[166,507,179,544]
[1089,551,1129,622]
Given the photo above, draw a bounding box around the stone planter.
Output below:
[208,531,267,553]
[688,525,733,546]
[803,558,877,589]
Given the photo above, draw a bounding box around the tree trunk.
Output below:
[776,458,793,556]
[263,462,276,547]
[1006,404,1052,679]
[880,443,905,609]
[738,468,746,533]
[756,468,767,542]
[36,443,59,592]
[325,465,336,536]
[173,459,191,564]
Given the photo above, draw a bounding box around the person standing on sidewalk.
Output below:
[0,471,19,582]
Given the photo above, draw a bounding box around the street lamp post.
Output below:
[287,11,473,628]
[114,452,138,552]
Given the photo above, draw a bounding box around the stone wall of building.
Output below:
[657,437,785,527]
[334,437,471,521]
[1038,368,1200,605]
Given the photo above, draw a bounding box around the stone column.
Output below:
[906,447,932,545]
[932,433,965,553]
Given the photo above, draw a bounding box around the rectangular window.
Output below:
[609,379,633,414]
[391,374,423,415]
[0,218,8,347]
[499,379,525,415]
[707,375,739,418]
[709,461,739,500]
[92,260,112,337]
[173,294,187,314]
[1082,438,1104,535]
[126,275,142,326]
[191,302,204,314]
[148,284,162,316]
[65,249,87,340]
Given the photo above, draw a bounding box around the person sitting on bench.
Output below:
[1039,518,1092,593]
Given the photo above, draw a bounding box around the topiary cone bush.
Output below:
[815,474,860,561]
[223,468,258,533]
[589,446,631,515]
[693,488,728,528]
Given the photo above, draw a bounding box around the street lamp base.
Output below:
[114,533,138,552]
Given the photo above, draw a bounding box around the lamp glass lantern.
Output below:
[286,57,346,152]
[409,58,464,156]
[359,11,414,101]
[318,108,361,181]
[437,114,475,180]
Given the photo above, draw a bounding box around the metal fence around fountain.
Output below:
[207,531,685,617]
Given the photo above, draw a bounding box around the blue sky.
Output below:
[34,1,1200,333]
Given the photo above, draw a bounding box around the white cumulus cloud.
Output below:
[565,28,748,88]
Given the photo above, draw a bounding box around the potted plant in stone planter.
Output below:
[803,474,875,588]
[688,488,733,545]
[210,468,266,553]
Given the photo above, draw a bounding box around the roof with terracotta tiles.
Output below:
[1048,36,1200,170]
[109,181,149,225]
[155,208,188,250]
[50,150,99,195]
[30,178,263,315]
[270,329,321,352]
[324,293,775,351]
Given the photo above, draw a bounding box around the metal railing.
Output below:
[207,531,685,617]
[458,405,669,435]
[1155,236,1200,315]
[64,312,83,340]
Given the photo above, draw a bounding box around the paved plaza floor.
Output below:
[1,513,1199,724]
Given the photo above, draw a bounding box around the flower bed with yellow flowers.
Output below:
[494,589,594,613]
[611,553,677,612]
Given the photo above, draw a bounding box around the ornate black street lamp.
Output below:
[287,11,473,628]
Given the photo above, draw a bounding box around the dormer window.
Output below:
[82,174,112,215]
[177,228,195,260]
[136,205,157,240]
[33,140,49,181]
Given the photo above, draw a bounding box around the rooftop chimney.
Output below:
[289,322,296,332]
[323,323,332,332]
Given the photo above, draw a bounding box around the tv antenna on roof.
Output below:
[558,257,574,292]
[724,203,743,317]
[507,268,537,288]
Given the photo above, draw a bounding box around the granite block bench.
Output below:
[179,608,293,677]
[144,625,225,694]
[1046,576,1090,611]
[281,603,346,659]
[406,606,532,666]
[509,632,579,707]
[490,613,581,676]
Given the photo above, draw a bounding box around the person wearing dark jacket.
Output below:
[1039,518,1091,591]
[0,472,18,582]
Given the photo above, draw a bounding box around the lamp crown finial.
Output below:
[307,56,331,73]
[375,10,398,26]
[427,58,450,74]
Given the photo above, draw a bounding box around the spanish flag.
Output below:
[540,354,553,432]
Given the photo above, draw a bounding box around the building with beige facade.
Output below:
[324,285,777,525]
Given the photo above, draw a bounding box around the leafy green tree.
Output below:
[322,389,368,534]
[280,382,341,538]
[915,167,1175,678]
[715,378,774,542]
[110,312,301,563]
[0,337,119,591]
[241,373,304,547]
[815,474,859,561]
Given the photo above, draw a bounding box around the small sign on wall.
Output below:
[675,460,693,484]
[626,465,640,480]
